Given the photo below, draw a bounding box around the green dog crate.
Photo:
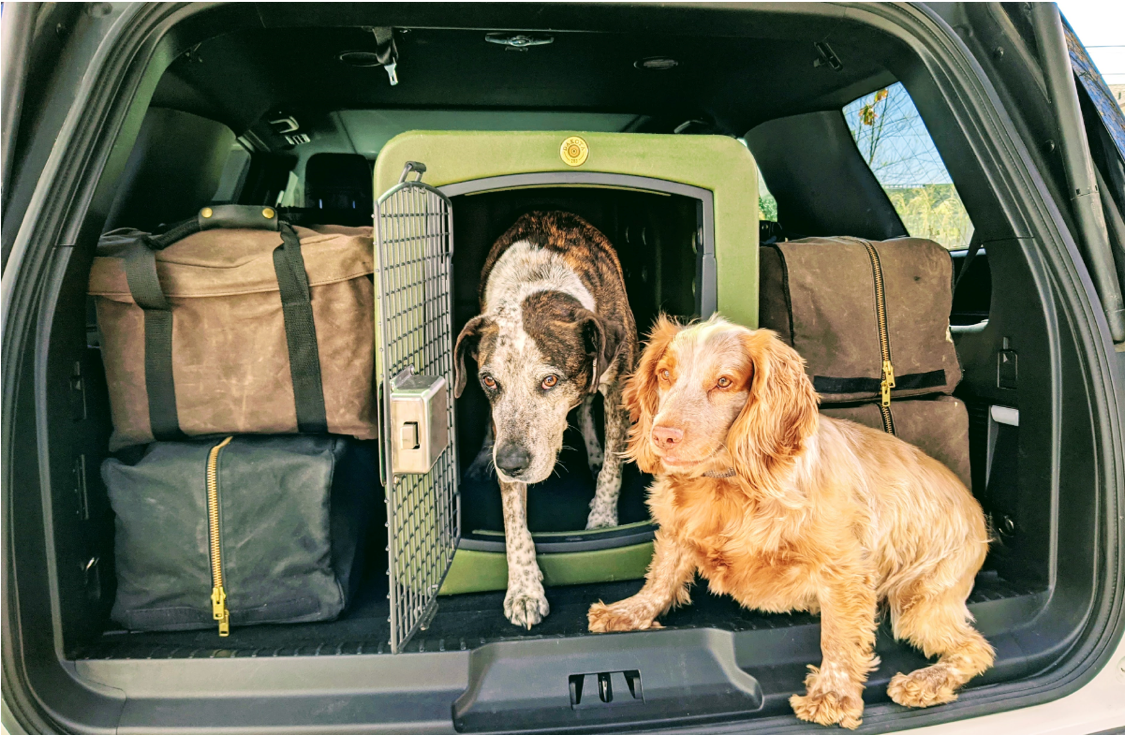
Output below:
[372,131,759,651]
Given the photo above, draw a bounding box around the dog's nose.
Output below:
[495,443,532,475]
[652,425,684,447]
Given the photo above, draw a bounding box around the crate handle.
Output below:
[399,161,427,183]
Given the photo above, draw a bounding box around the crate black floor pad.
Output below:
[74,570,1043,660]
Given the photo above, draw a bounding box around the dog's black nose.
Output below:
[495,444,531,476]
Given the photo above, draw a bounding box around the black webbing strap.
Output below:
[146,219,201,250]
[122,237,186,441]
[813,369,948,396]
[272,223,328,434]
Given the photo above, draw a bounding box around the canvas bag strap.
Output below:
[272,222,328,434]
[146,204,281,249]
[122,236,186,441]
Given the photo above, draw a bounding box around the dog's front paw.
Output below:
[504,586,549,629]
[585,505,618,530]
[887,666,958,708]
[587,601,662,633]
[790,688,864,730]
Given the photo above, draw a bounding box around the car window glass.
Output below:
[844,82,974,250]
[738,137,778,223]
[757,170,778,223]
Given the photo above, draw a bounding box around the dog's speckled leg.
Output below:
[586,382,625,529]
[588,527,695,631]
[500,478,549,628]
[578,396,603,477]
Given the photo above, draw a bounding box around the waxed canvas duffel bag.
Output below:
[88,205,377,450]
[759,236,961,407]
[103,435,377,634]
[820,395,971,488]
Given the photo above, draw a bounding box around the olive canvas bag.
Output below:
[759,236,970,485]
[759,236,961,411]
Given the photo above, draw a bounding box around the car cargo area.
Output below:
[4,4,1120,735]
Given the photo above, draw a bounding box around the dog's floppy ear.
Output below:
[623,314,680,473]
[577,309,626,395]
[727,328,819,501]
[453,315,491,399]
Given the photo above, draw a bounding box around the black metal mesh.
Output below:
[375,177,459,653]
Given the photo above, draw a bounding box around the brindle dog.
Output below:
[454,211,638,628]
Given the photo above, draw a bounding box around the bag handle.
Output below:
[146,205,280,250]
[121,208,328,440]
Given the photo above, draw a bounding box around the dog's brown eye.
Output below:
[482,375,497,389]
[542,375,558,389]
[717,376,732,388]
[659,369,671,381]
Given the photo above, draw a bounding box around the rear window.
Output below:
[843,82,974,250]
[758,171,777,222]
[738,137,778,222]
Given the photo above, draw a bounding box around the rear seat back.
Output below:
[104,108,236,232]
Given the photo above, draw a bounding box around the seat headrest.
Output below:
[104,109,236,233]
[304,153,373,213]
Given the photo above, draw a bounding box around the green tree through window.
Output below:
[758,170,778,222]
[739,137,778,222]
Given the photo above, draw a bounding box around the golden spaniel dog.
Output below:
[588,316,993,729]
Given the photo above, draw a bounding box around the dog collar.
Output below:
[703,467,737,479]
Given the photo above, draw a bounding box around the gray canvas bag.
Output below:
[103,435,375,635]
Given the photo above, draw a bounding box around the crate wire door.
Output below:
[375,162,460,653]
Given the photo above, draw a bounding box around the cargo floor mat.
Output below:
[73,570,1042,659]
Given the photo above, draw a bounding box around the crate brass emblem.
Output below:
[560,136,589,167]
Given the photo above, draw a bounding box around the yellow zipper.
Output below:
[207,436,234,636]
[860,240,896,434]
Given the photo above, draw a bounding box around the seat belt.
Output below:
[953,234,984,295]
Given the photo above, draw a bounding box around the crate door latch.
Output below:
[389,366,449,475]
